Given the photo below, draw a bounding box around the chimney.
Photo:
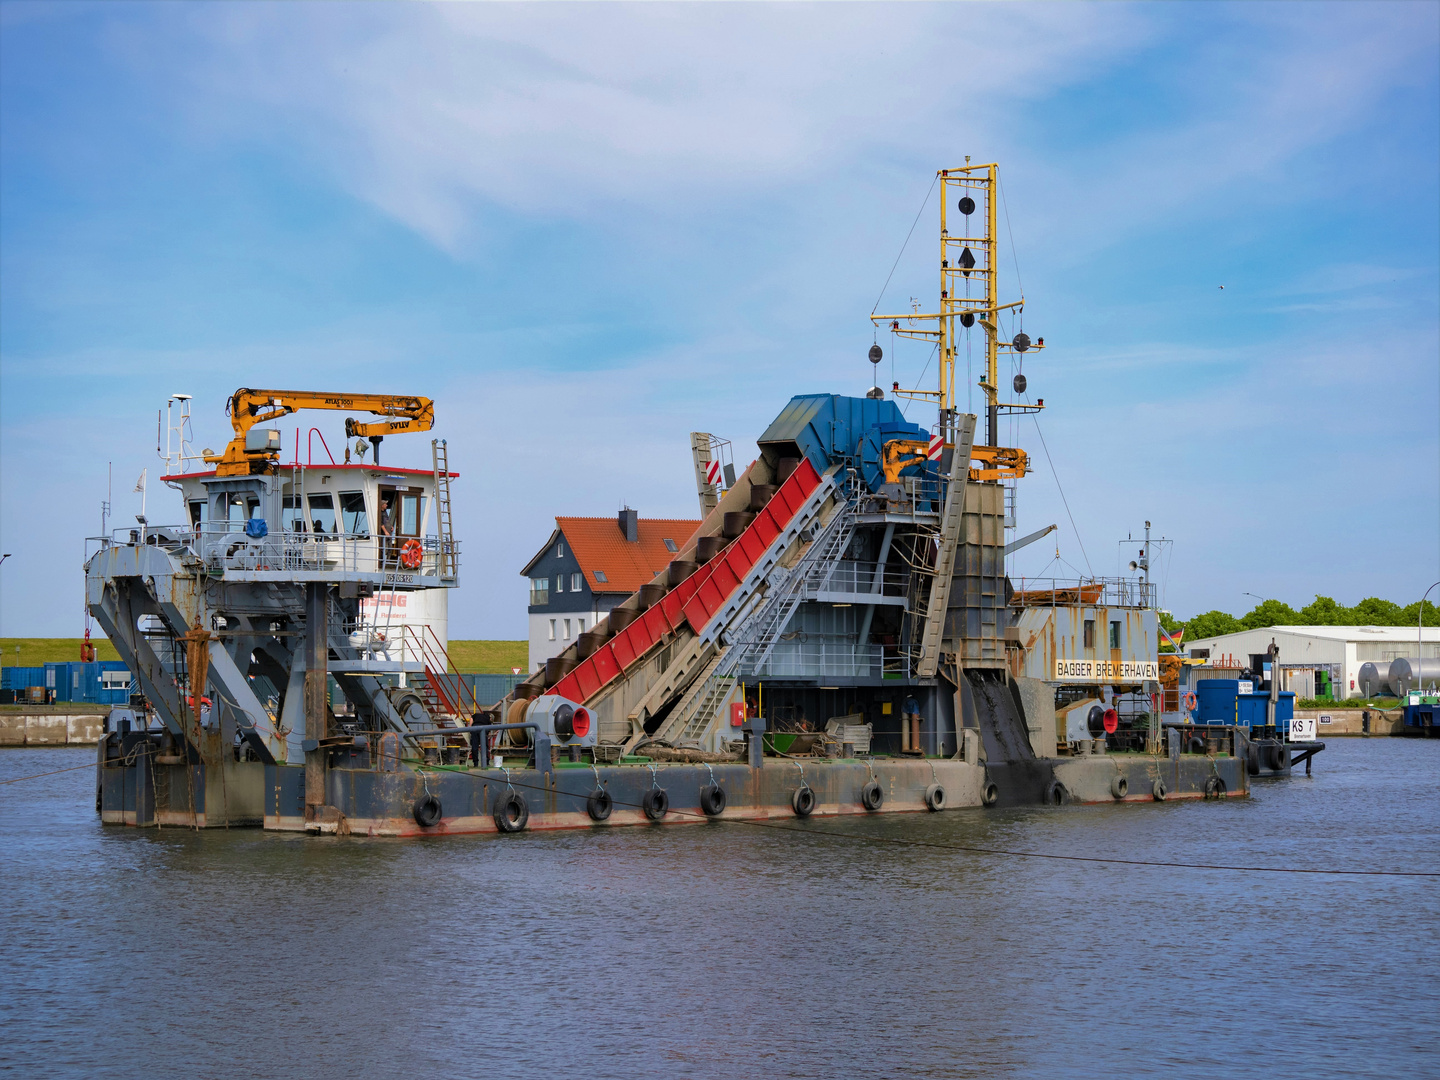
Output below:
[618,507,638,543]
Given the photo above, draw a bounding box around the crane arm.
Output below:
[206,389,435,475]
[881,438,1028,485]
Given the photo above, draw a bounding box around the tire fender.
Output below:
[413,793,442,828]
[699,783,727,817]
[642,787,669,821]
[981,782,999,807]
[791,785,816,817]
[1152,778,1168,802]
[493,790,529,833]
[923,783,945,811]
[1110,775,1128,800]
[586,787,612,822]
[860,779,884,812]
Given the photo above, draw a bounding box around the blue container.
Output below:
[1195,679,1240,724]
[1,666,46,691]
[1236,692,1295,733]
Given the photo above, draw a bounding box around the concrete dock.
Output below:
[0,706,106,746]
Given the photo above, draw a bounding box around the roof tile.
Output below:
[555,516,702,594]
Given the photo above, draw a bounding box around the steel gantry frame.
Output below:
[871,161,1044,449]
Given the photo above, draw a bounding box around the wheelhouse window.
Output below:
[188,500,206,530]
[1083,619,1095,649]
[530,577,550,605]
[400,493,422,536]
[282,496,306,533]
[339,492,369,537]
[307,493,337,535]
[1109,621,1122,649]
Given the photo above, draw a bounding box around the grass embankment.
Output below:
[2,637,526,674]
[1296,697,1400,710]
[1,638,121,665]
[447,640,528,674]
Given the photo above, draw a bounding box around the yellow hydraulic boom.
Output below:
[881,438,1028,484]
[205,389,435,476]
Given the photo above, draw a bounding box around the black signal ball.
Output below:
[1013,374,1027,394]
[959,312,975,328]
[868,344,883,363]
[1012,332,1031,352]
[958,196,976,215]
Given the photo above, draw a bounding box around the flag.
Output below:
[133,469,147,493]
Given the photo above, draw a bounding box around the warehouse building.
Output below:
[1183,625,1440,699]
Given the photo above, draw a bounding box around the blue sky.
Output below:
[2,1,1437,639]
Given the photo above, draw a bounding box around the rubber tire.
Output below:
[981,782,999,807]
[1110,775,1129,800]
[1266,742,1287,771]
[493,790,528,833]
[413,793,442,828]
[1046,780,1067,806]
[1205,775,1227,799]
[586,786,612,822]
[923,783,945,811]
[642,788,669,821]
[860,780,884,812]
[699,783,727,817]
[791,785,816,817]
[1247,744,1261,775]
[1188,736,1207,755]
[1152,778,1168,802]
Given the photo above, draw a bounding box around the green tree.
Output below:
[1401,599,1439,626]
[1185,610,1243,639]
[1240,598,1298,630]
[1350,596,1406,625]
[1297,595,1345,624]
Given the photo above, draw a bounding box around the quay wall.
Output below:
[0,707,106,746]
[1293,708,1403,737]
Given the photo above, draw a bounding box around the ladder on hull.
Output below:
[432,439,457,581]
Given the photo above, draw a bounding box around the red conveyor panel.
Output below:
[560,457,822,704]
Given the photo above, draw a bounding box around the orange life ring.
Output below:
[1182,691,1198,711]
[399,538,424,569]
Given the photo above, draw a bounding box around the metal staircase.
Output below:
[432,439,457,581]
[916,414,976,678]
[649,497,857,747]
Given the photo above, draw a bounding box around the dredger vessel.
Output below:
[88,162,1271,835]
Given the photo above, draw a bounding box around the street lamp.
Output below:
[1420,581,1440,695]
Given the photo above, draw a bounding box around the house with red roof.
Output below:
[520,508,702,671]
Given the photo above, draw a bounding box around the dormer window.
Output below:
[663,538,678,553]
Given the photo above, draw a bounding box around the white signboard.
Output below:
[1238,680,1254,695]
[1290,716,1317,742]
[1052,659,1159,682]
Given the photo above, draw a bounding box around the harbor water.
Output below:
[2,741,1437,1079]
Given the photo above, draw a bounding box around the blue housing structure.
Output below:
[757,393,935,492]
[1,661,132,704]
[1194,679,1240,724]
[1236,692,1295,733]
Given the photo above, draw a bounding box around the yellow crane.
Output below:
[205,389,435,476]
[881,438,1029,484]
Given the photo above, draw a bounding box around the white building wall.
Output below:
[1185,626,1440,699]
[527,609,605,673]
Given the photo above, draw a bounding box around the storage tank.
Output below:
[1358,662,1391,697]
[1195,679,1240,724]
[1388,657,1440,695]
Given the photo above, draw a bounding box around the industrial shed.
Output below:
[1183,625,1440,699]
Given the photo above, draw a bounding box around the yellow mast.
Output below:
[872,160,1042,449]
